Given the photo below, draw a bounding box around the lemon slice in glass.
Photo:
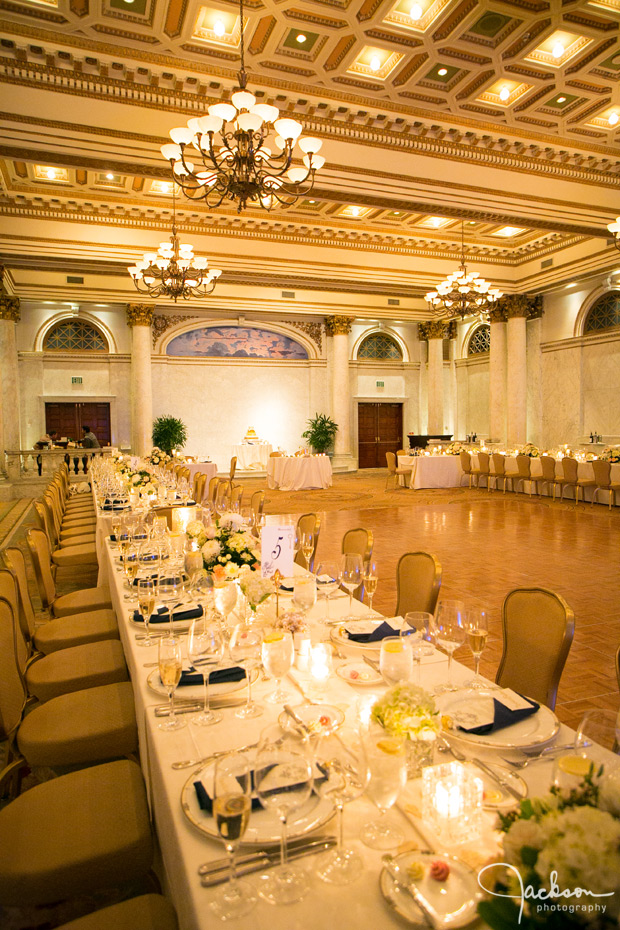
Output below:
[556,755,592,777]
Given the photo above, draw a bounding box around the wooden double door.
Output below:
[358,403,403,468]
[45,402,111,447]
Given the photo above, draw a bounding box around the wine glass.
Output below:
[157,634,186,731]
[466,607,489,689]
[293,575,317,618]
[363,558,378,617]
[300,531,315,570]
[229,623,263,719]
[340,553,363,621]
[214,580,237,624]
[379,636,413,686]
[136,577,157,646]
[315,560,341,622]
[360,729,407,850]
[432,601,466,693]
[403,612,435,655]
[187,617,225,726]
[261,629,294,704]
[209,752,257,920]
[315,728,369,884]
[255,724,313,904]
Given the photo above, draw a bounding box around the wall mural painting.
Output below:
[166,326,308,360]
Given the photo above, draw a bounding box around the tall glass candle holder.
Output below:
[422,762,483,845]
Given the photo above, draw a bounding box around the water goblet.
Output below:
[360,730,407,849]
[293,575,317,618]
[187,616,225,726]
[157,634,186,731]
[213,580,237,624]
[431,601,466,693]
[363,558,378,617]
[465,607,489,689]
[340,553,363,621]
[315,560,341,622]
[403,611,435,655]
[261,629,294,704]
[380,636,413,686]
[209,753,257,921]
[136,577,157,646]
[229,623,263,719]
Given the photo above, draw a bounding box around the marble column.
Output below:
[0,296,21,478]
[505,296,530,445]
[324,315,355,471]
[489,307,507,443]
[419,320,453,435]
[126,304,154,457]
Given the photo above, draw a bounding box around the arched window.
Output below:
[584,291,620,334]
[467,324,491,356]
[357,332,403,360]
[43,319,109,352]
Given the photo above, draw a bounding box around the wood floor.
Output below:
[261,477,620,730]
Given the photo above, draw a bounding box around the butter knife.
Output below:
[382,855,437,929]
[471,756,523,801]
[199,837,336,885]
[363,655,381,673]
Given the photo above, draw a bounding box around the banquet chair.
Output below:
[531,455,558,498]
[54,895,178,930]
[591,460,620,509]
[34,499,98,570]
[55,465,95,514]
[495,587,574,710]
[50,475,95,521]
[295,513,321,571]
[506,454,532,495]
[395,551,442,617]
[2,546,119,654]
[229,483,243,511]
[459,450,473,488]
[469,451,490,489]
[385,451,412,490]
[27,527,113,618]
[208,475,221,506]
[250,490,265,527]
[342,527,374,602]
[490,453,508,492]
[192,471,207,503]
[44,488,96,540]
[230,456,238,481]
[554,456,580,502]
[0,759,154,908]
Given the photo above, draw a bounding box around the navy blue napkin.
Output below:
[193,763,327,813]
[458,695,540,735]
[345,621,397,643]
[177,665,245,686]
[132,604,204,624]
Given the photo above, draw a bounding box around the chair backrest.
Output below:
[192,472,207,502]
[230,484,243,508]
[395,551,442,617]
[26,527,57,609]
[477,452,490,471]
[385,451,396,475]
[208,476,220,505]
[496,587,574,710]
[0,571,29,672]
[491,453,505,476]
[33,499,58,549]
[250,490,265,525]
[516,454,531,478]
[0,594,27,743]
[342,527,374,563]
[230,456,237,481]
[1,547,37,647]
[540,455,556,480]
[295,513,321,571]
[561,457,578,482]
[459,450,471,474]
[592,459,611,487]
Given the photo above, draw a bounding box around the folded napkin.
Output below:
[345,621,398,643]
[193,762,327,814]
[177,665,245,686]
[458,692,539,735]
[103,501,129,511]
[193,782,262,814]
[133,604,204,624]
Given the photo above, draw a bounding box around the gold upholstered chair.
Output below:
[250,490,265,527]
[27,527,112,618]
[591,459,620,509]
[506,454,532,495]
[385,451,412,490]
[490,453,508,492]
[495,587,574,710]
[395,551,442,618]
[531,455,558,498]
[554,456,580,502]
[54,895,178,930]
[459,450,473,488]
[34,499,97,570]
[295,512,321,571]
[229,456,238,481]
[470,451,490,489]
[192,471,207,503]
[341,527,374,602]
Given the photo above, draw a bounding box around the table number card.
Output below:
[261,526,295,578]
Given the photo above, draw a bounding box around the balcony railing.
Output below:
[3,447,114,481]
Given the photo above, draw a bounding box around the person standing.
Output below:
[81,425,100,449]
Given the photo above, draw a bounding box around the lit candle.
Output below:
[422,762,483,844]
[310,644,332,693]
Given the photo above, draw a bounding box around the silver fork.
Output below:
[501,743,573,769]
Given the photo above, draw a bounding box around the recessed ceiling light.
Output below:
[565,283,576,288]
[552,41,564,59]
[609,112,619,126]
[410,2,423,19]
[46,168,56,179]
[393,211,400,215]
[296,33,306,43]
[370,55,381,72]
[468,221,476,225]
[432,216,442,226]
[437,67,448,76]
[499,86,510,101]
[556,96,566,103]
[213,19,225,37]
[308,200,316,203]
[106,172,114,180]
[351,206,361,216]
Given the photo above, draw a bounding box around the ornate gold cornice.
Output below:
[126,303,154,326]
[0,294,20,321]
[324,315,353,335]
[288,320,323,352]
[499,294,543,319]
[418,320,456,340]
[152,312,198,345]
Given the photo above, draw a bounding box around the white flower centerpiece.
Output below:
[371,683,441,777]
[521,442,540,458]
[186,512,261,578]
[147,446,171,466]
[445,441,467,455]
[600,445,620,464]
[237,565,273,614]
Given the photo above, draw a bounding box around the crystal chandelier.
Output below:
[607,217,620,251]
[127,185,222,301]
[160,0,324,213]
[425,223,503,320]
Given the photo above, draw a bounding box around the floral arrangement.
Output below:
[237,564,273,610]
[274,609,308,634]
[371,683,440,742]
[445,441,467,455]
[600,445,620,463]
[146,446,171,466]
[127,469,157,492]
[186,512,260,577]
[478,768,620,930]
[521,443,540,458]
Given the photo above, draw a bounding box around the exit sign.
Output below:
[72,377,83,384]
[376,380,384,388]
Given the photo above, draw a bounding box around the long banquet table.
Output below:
[93,504,615,930]
[267,455,332,491]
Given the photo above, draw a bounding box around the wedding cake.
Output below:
[244,428,259,443]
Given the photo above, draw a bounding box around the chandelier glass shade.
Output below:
[607,217,620,251]
[160,0,323,212]
[425,224,503,320]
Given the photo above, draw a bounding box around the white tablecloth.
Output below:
[185,463,218,499]
[232,443,273,470]
[267,455,332,490]
[398,454,464,489]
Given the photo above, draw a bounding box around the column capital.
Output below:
[324,315,353,336]
[418,320,456,340]
[126,303,154,327]
[488,307,507,323]
[0,295,20,322]
[499,294,543,320]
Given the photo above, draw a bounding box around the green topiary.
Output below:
[301,413,338,454]
[151,415,187,456]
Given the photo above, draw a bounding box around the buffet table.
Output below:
[267,455,332,491]
[232,443,273,470]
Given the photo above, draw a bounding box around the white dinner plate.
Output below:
[380,850,483,928]
[181,756,335,846]
[437,688,559,750]
[475,762,527,810]
[129,607,194,633]
[147,666,257,700]
[335,661,383,687]
[329,620,400,652]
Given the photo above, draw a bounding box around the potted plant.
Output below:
[151,415,188,456]
[302,413,338,454]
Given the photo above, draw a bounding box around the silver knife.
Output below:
[154,697,245,717]
[471,756,523,801]
[382,855,437,929]
[363,655,380,672]
[199,837,336,885]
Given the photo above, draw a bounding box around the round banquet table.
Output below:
[232,443,273,470]
[267,454,332,490]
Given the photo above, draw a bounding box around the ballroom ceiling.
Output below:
[1,0,619,316]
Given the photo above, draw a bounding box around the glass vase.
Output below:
[405,737,435,779]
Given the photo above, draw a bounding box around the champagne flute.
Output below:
[300,531,315,570]
[379,636,413,686]
[157,634,185,731]
[466,607,489,689]
[123,543,139,591]
[229,623,263,719]
[431,601,466,693]
[255,724,313,904]
[188,617,225,726]
[363,558,378,617]
[360,730,407,849]
[315,560,341,622]
[340,553,363,621]
[209,753,257,921]
[136,577,157,646]
[261,629,294,703]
